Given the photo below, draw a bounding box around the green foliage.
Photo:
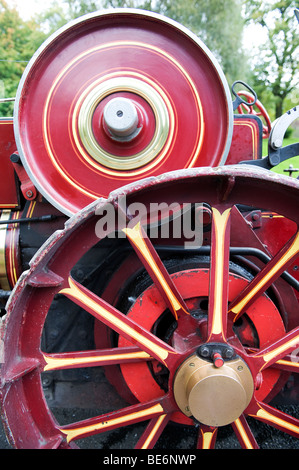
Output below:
[35,0,249,85]
[154,0,248,84]
[0,0,46,116]
[243,0,299,119]
[35,0,104,33]
[103,0,249,85]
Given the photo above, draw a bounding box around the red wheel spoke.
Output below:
[135,413,171,449]
[273,354,299,373]
[248,401,299,439]
[207,207,231,342]
[123,222,189,320]
[250,326,299,372]
[59,276,179,367]
[58,396,173,444]
[232,415,259,449]
[197,425,217,449]
[229,231,299,321]
[42,346,151,372]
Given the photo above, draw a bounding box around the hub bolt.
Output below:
[224,348,234,359]
[199,345,210,357]
[103,97,139,139]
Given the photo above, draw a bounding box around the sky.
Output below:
[10,0,46,20]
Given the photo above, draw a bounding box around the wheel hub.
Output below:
[173,352,254,427]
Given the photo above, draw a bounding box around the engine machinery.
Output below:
[0,9,298,449]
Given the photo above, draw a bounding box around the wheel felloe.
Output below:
[1,166,299,448]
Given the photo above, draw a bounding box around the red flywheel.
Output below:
[14,9,233,216]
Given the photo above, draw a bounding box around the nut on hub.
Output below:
[173,353,254,427]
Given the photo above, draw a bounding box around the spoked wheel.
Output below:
[1,166,299,449]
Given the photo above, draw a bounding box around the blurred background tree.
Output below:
[243,0,299,120]
[31,0,248,86]
[0,0,46,115]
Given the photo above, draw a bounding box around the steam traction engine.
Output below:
[0,9,299,449]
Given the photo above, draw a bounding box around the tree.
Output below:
[35,0,103,34]
[155,0,248,84]
[0,0,46,116]
[37,0,249,86]
[244,0,299,119]
[105,0,249,85]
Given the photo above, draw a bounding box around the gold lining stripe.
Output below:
[60,277,171,363]
[76,76,170,170]
[210,207,231,335]
[9,210,20,286]
[0,210,11,290]
[231,232,299,316]
[234,418,254,449]
[42,41,204,195]
[123,223,187,316]
[71,71,174,176]
[140,414,168,449]
[201,430,216,449]
[26,201,36,219]
[42,350,150,371]
[234,121,258,159]
[255,407,299,435]
[262,335,299,365]
[60,403,164,443]
[276,359,299,369]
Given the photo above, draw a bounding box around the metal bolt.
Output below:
[42,377,52,387]
[224,347,234,359]
[283,164,299,177]
[199,345,210,357]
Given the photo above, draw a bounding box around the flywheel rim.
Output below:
[14,8,233,216]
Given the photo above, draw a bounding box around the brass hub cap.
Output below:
[77,77,170,170]
[173,353,254,427]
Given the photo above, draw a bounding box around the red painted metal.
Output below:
[0,209,21,290]
[0,119,19,208]
[10,153,37,201]
[237,90,272,139]
[1,166,298,448]
[0,7,297,451]
[14,10,233,216]
[226,115,263,164]
[92,92,156,157]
